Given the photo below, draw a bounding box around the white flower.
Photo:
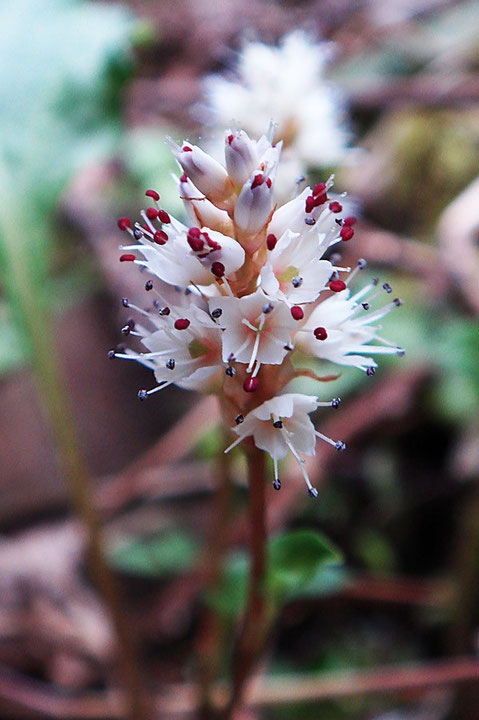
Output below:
[201,32,350,194]
[110,298,225,396]
[113,128,403,496]
[208,288,297,378]
[260,229,334,305]
[225,393,345,495]
[296,272,405,372]
[119,206,245,289]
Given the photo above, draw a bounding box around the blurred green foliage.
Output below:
[0,0,134,370]
[210,530,344,617]
[110,528,200,577]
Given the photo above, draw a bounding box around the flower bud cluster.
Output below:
[112,128,403,495]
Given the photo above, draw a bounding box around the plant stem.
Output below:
[221,444,268,720]
[196,426,235,720]
[0,200,148,720]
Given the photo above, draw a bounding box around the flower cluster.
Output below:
[200,32,350,200]
[112,128,403,495]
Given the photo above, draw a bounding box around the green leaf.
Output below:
[269,529,343,599]
[110,529,200,578]
[209,529,344,617]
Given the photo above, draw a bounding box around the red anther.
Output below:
[119,253,136,262]
[187,236,204,252]
[227,133,234,145]
[158,210,170,224]
[204,233,221,251]
[211,261,225,278]
[305,195,316,213]
[343,216,356,226]
[153,230,168,245]
[340,226,354,241]
[291,305,304,320]
[266,177,272,188]
[313,182,326,196]
[243,377,259,392]
[330,279,347,292]
[142,224,150,232]
[251,174,264,189]
[145,189,160,201]
[267,233,278,251]
[174,318,190,330]
[329,201,342,213]
[182,145,193,152]
[314,326,328,340]
[313,193,327,207]
[146,207,159,220]
[188,227,201,239]
[180,173,188,183]
[117,217,131,231]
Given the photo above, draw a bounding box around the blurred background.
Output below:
[1,0,479,718]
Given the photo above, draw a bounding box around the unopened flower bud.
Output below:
[225,130,258,188]
[234,171,274,238]
[170,140,234,209]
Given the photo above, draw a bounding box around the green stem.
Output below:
[0,199,148,719]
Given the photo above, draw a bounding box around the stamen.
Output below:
[138,382,173,400]
[291,306,304,320]
[118,217,131,231]
[340,226,354,241]
[246,328,262,373]
[273,457,281,490]
[329,280,347,293]
[314,327,327,340]
[315,430,346,451]
[211,262,225,278]
[280,429,318,495]
[267,233,278,251]
[224,435,245,454]
[243,377,259,392]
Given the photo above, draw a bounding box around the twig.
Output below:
[2,656,479,718]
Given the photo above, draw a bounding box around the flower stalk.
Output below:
[221,443,269,720]
[112,124,404,718]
